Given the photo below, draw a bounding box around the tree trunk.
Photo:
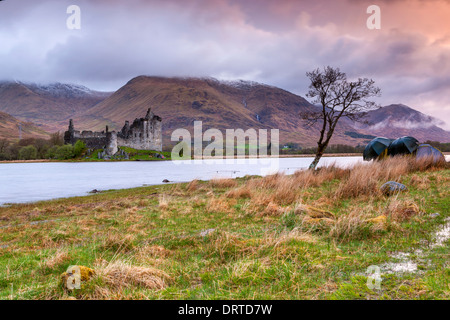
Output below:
[309,145,325,170]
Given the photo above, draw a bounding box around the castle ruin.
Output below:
[64,108,162,155]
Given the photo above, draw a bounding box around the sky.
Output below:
[1,0,450,129]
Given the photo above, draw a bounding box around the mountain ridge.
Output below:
[0,81,112,132]
[0,111,50,140]
[355,104,450,142]
[0,76,449,146]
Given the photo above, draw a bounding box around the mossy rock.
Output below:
[380,181,407,196]
[60,265,95,290]
[366,215,387,230]
[366,215,387,224]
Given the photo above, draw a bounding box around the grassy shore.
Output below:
[0,152,356,163]
[0,157,448,300]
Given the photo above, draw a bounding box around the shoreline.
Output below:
[2,152,449,164]
[0,153,362,164]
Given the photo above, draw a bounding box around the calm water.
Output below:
[0,156,386,205]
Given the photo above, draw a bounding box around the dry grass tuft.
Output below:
[271,177,299,205]
[98,260,170,290]
[411,155,447,172]
[99,233,135,253]
[42,248,71,270]
[334,163,381,199]
[158,194,170,210]
[125,206,139,215]
[294,203,335,219]
[135,245,172,260]
[261,202,287,216]
[385,199,421,222]
[206,196,236,213]
[409,175,431,190]
[227,259,268,279]
[244,174,302,207]
[209,178,238,188]
[76,259,171,299]
[328,210,369,241]
[189,196,205,207]
[169,184,186,196]
[247,191,271,207]
[332,156,445,200]
[293,165,349,187]
[136,199,149,207]
[248,173,283,189]
[116,200,134,209]
[207,231,255,260]
[378,156,410,181]
[264,228,317,247]
[225,186,252,199]
[186,179,199,192]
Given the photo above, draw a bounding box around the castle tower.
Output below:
[64,119,75,144]
[145,108,154,120]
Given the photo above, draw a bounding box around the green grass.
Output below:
[0,161,448,300]
[79,147,171,161]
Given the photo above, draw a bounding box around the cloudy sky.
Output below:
[1,0,450,128]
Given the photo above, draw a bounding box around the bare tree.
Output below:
[0,139,9,154]
[49,131,64,146]
[302,66,381,169]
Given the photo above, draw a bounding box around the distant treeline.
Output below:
[1,137,448,161]
[281,140,450,154]
[281,143,365,154]
[0,133,86,161]
[424,141,450,152]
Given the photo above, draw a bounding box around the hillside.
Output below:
[0,111,50,140]
[1,77,449,146]
[71,76,368,147]
[0,81,112,132]
[354,104,450,142]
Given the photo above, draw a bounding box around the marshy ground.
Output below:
[0,157,448,299]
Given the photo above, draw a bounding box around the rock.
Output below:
[380,181,407,196]
[60,265,95,290]
[89,189,99,194]
[162,179,170,183]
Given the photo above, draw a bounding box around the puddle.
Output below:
[382,252,419,274]
[380,218,450,275]
[430,218,450,248]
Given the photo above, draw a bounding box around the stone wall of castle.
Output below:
[64,108,162,155]
[117,109,162,151]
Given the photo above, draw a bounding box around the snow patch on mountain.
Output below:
[23,82,94,97]
[219,79,270,89]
